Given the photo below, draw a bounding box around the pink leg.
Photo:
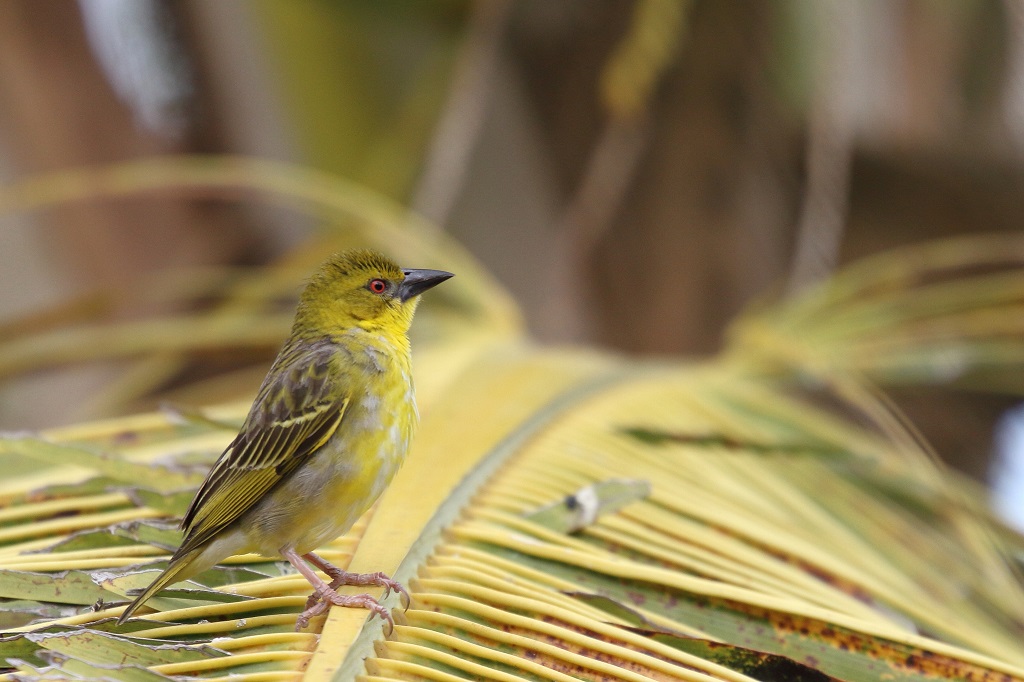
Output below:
[304,552,410,609]
[282,548,392,632]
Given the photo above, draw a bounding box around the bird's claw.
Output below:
[295,588,393,634]
[293,563,407,631]
[368,599,394,635]
[323,569,410,610]
[295,610,312,630]
[394,582,411,610]
[365,573,409,610]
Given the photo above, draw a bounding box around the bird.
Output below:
[118,249,453,630]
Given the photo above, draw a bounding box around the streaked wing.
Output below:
[177,339,350,555]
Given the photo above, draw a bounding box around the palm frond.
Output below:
[0,161,1022,680]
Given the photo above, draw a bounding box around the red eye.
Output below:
[368,279,387,294]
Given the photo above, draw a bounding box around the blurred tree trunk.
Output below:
[510,0,800,354]
[592,0,798,355]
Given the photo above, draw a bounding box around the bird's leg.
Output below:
[282,548,392,632]
[303,551,410,609]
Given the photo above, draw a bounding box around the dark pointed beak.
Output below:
[399,268,453,302]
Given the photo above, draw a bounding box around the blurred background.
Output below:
[0,0,1023,501]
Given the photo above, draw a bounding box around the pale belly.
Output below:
[237,395,415,556]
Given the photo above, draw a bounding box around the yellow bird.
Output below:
[118,249,452,629]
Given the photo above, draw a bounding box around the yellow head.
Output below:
[292,249,453,339]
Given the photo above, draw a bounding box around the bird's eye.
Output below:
[368,279,387,294]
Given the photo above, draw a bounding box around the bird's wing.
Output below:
[177,340,351,556]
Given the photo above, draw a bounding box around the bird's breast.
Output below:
[344,371,417,487]
[244,343,418,555]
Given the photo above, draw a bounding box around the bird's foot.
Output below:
[302,553,410,609]
[295,587,392,633]
[323,569,410,610]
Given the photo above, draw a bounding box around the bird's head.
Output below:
[293,249,453,339]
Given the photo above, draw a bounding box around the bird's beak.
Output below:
[399,268,454,302]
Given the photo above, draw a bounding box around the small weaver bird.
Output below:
[118,249,452,630]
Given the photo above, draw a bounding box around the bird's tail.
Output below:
[117,550,201,624]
